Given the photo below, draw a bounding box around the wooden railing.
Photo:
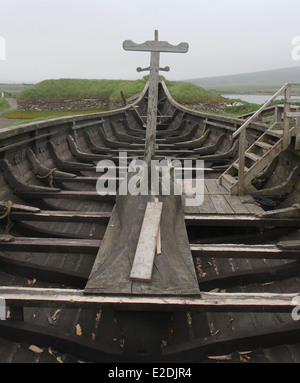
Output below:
[233,83,300,195]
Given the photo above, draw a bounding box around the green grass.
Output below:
[167,80,224,103]
[0,98,10,111]
[2,109,106,127]
[2,109,106,119]
[17,78,224,104]
[17,79,146,101]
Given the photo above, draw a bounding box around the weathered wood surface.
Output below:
[17,190,116,201]
[85,176,199,296]
[185,214,300,227]
[190,244,300,259]
[7,209,300,227]
[123,39,188,53]
[0,286,298,312]
[0,237,99,253]
[123,31,189,165]
[182,179,264,215]
[130,201,163,282]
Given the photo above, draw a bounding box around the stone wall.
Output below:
[17,98,125,111]
[17,98,226,114]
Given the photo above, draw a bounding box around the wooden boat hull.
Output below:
[0,81,300,363]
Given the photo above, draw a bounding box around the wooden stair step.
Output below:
[232,163,249,172]
[220,173,237,190]
[245,152,261,162]
[266,130,284,138]
[255,141,273,150]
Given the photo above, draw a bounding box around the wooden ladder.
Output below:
[218,83,300,196]
[219,123,296,195]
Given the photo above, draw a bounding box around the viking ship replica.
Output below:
[0,31,300,363]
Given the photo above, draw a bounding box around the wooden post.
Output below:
[123,31,188,166]
[283,84,291,150]
[145,35,160,166]
[237,128,246,196]
[275,105,281,124]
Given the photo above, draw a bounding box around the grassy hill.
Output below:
[186,67,300,94]
[17,79,146,101]
[17,78,224,104]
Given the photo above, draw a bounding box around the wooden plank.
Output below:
[9,210,111,223]
[205,179,225,194]
[0,286,298,312]
[130,202,163,282]
[190,244,300,259]
[237,128,246,195]
[185,214,300,227]
[17,190,116,201]
[209,194,234,214]
[0,237,100,254]
[239,196,264,214]
[197,195,217,214]
[181,195,200,214]
[0,201,40,213]
[278,240,300,250]
[204,120,236,132]
[224,195,251,214]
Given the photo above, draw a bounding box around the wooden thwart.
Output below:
[130,201,163,282]
[0,286,298,312]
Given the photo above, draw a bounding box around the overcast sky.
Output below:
[0,0,299,83]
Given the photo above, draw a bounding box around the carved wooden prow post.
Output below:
[123,30,189,166]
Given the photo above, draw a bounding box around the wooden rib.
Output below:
[0,320,121,363]
[197,260,300,290]
[0,132,58,153]
[0,251,89,287]
[162,321,300,362]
